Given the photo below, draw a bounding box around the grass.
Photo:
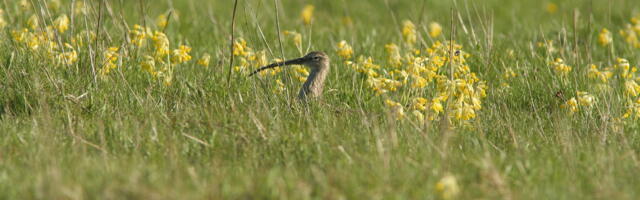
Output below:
[1,0,640,199]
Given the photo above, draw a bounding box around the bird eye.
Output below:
[313,56,320,60]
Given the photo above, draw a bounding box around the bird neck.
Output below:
[299,66,329,99]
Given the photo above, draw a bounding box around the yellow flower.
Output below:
[233,38,249,57]
[27,15,39,30]
[56,44,78,66]
[197,53,211,67]
[11,29,27,43]
[402,20,417,46]
[622,98,640,119]
[587,64,613,83]
[336,40,354,60]
[152,31,170,59]
[411,76,428,88]
[99,47,120,78]
[384,43,402,68]
[431,100,444,114]
[283,31,302,48]
[301,5,314,25]
[429,22,443,38]
[274,79,286,94]
[412,97,429,111]
[454,103,476,120]
[141,56,159,77]
[156,14,168,29]
[129,25,150,47]
[577,91,595,107]
[53,15,70,33]
[552,58,571,77]
[598,28,612,46]
[625,80,640,97]
[503,67,517,79]
[171,45,192,64]
[546,2,558,14]
[435,174,460,200]
[26,33,40,50]
[104,47,119,62]
[563,97,579,113]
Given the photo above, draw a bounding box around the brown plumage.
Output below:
[250,51,330,100]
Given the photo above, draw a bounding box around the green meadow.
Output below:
[1,0,640,199]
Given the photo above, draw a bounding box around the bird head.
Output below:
[249,51,329,76]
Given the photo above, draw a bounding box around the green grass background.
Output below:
[1,0,640,199]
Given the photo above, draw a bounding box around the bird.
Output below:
[249,51,330,100]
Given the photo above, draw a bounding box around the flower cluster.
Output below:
[619,15,640,48]
[231,37,310,93]
[232,38,270,75]
[125,24,194,86]
[6,2,198,87]
[10,14,79,68]
[342,20,487,124]
[561,91,596,114]
[551,58,572,77]
[336,40,354,60]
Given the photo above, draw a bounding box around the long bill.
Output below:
[249,57,307,76]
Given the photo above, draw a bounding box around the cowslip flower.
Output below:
[233,38,249,57]
[54,15,70,33]
[429,22,443,38]
[27,15,38,30]
[552,58,571,77]
[625,80,640,97]
[336,40,353,60]
[435,174,460,200]
[402,20,417,46]
[384,43,402,68]
[301,5,314,25]
[411,97,429,111]
[129,25,150,47]
[156,14,168,29]
[197,53,211,67]
[274,79,286,94]
[622,98,640,119]
[171,45,192,64]
[99,47,120,77]
[56,43,78,66]
[152,31,170,58]
[141,55,157,76]
[587,64,613,83]
[598,28,612,46]
[563,97,579,113]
